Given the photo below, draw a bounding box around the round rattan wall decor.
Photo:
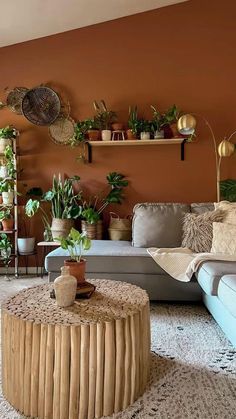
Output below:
[49,116,75,145]
[6,87,28,114]
[21,86,61,126]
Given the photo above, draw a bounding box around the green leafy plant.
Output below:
[56,227,91,262]
[162,104,180,126]
[79,172,129,223]
[128,106,139,135]
[93,100,117,130]
[25,198,52,239]
[0,208,11,221]
[220,179,236,202]
[137,119,152,133]
[0,126,18,139]
[0,178,15,192]
[43,174,81,219]
[0,233,12,263]
[4,145,16,178]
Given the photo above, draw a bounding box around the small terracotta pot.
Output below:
[87,130,100,141]
[64,258,86,284]
[2,218,14,231]
[170,123,179,138]
[126,129,136,140]
[112,123,123,130]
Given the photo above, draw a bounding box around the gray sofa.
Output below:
[45,202,236,346]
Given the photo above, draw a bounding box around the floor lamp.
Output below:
[177,114,235,202]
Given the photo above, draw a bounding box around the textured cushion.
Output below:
[218,275,236,317]
[196,261,236,295]
[211,222,236,255]
[191,202,214,214]
[214,201,236,225]
[181,210,225,253]
[132,203,190,248]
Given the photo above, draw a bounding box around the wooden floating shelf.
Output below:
[86,138,187,162]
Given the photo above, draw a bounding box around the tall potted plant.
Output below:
[79,172,129,239]
[43,174,81,239]
[127,106,139,139]
[56,227,91,283]
[93,100,117,141]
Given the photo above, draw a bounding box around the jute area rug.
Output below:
[0,277,235,419]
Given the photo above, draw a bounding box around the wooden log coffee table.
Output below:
[2,279,150,419]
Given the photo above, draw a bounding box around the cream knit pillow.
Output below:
[211,222,236,255]
[214,201,236,225]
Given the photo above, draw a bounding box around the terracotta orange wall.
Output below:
[0,0,236,243]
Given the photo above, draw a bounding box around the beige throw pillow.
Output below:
[182,210,225,253]
[211,222,236,255]
[214,201,236,225]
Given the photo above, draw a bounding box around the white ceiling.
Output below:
[0,0,188,48]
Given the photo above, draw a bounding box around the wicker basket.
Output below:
[51,218,74,239]
[81,220,103,240]
[108,213,132,241]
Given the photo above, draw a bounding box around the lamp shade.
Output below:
[218,140,235,157]
[177,114,196,135]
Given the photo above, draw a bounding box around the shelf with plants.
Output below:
[0,126,19,278]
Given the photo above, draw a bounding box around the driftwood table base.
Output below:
[2,279,150,419]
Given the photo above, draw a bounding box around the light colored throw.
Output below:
[211,222,236,255]
[147,247,236,282]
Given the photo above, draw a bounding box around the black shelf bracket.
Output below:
[181,139,187,161]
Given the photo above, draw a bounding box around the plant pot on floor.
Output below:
[64,258,86,284]
[101,130,112,141]
[51,218,74,240]
[81,220,103,240]
[17,237,35,255]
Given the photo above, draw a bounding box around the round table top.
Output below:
[2,279,149,326]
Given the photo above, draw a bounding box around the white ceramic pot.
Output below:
[0,138,11,153]
[0,166,8,178]
[17,237,35,255]
[2,191,14,205]
[140,132,151,140]
[154,130,164,139]
[54,266,77,307]
[101,130,112,141]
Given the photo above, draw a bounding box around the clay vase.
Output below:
[126,129,136,140]
[64,258,86,284]
[54,266,77,307]
[87,130,100,141]
[2,218,14,231]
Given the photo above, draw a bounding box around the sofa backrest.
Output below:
[132,202,214,248]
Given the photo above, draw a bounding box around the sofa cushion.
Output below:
[211,222,236,255]
[218,275,236,318]
[132,203,190,248]
[45,240,165,275]
[191,202,214,214]
[182,209,225,253]
[196,260,236,295]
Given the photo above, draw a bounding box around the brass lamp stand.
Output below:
[177,114,235,202]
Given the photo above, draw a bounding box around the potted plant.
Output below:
[150,105,165,139]
[0,145,16,179]
[1,179,15,205]
[127,106,139,139]
[79,172,128,239]
[0,126,18,153]
[93,100,117,141]
[0,208,14,231]
[162,105,180,138]
[83,118,100,141]
[56,227,91,283]
[0,233,12,280]
[23,197,52,243]
[138,119,152,140]
[43,174,81,239]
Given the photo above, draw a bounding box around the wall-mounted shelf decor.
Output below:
[87,138,187,163]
